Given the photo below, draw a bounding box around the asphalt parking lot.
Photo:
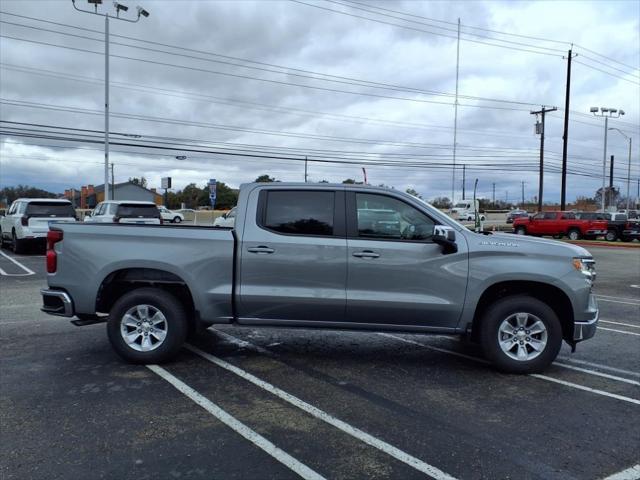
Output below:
[1,245,639,480]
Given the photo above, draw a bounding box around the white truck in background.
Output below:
[450,199,485,222]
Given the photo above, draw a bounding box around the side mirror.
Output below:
[433,225,458,254]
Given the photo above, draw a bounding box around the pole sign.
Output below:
[208,179,217,208]
[161,177,171,189]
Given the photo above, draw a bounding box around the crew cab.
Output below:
[0,198,77,253]
[41,183,599,374]
[575,212,639,242]
[84,201,161,224]
[513,211,607,240]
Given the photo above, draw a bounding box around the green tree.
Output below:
[179,183,202,209]
[128,177,148,188]
[255,175,277,183]
[430,196,452,209]
[1,185,57,204]
[405,188,422,199]
[214,182,239,209]
[342,178,357,184]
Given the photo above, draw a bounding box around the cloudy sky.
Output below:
[0,0,638,204]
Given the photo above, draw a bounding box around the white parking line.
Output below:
[147,365,326,480]
[186,344,458,480]
[0,251,35,276]
[553,363,640,386]
[557,357,640,378]
[596,294,640,302]
[378,333,640,406]
[601,464,640,480]
[595,295,640,307]
[598,327,640,337]
[600,320,640,329]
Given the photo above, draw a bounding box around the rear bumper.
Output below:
[573,293,598,342]
[41,289,74,317]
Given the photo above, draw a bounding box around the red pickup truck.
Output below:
[513,211,608,240]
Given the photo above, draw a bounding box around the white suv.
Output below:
[1,198,77,253]
[213,206,237,227]
[84,201,161,224]
[158,206,184,223]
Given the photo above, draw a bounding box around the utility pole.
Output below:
[462,164,466,200]
[72,0,149,201]
[521,181,525,208]
[531,106,557,212]
[560,48,577,211]
[608,128,633,211]
[451,17,461,204]
[110,163,115,200]
[492,182,495,206]
[609,155,615,209]
[304,156,308,183]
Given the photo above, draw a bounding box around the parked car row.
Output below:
[512,210,640,242]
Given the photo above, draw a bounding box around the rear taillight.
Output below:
[46,230,63,273]
[21,216,29,226]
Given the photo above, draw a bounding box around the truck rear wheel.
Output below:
[514,226,526,235]
[567,229,581,241]
[107,287,188,364]
[479,295,562,374]
[605,230,617,242]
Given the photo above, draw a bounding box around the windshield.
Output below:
[453,203,469,209]
[25,202,75,217]
[116,204,160,218]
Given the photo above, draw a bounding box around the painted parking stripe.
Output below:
[596,294,640,302]
[600,464,640,480]
[557,357,640,379]
[186,344,458,480]
[379,333,640,406]
[0,251,35,276]
[600,320,640,329]
[595,296,640,306]
[146,365,326,480]
[598,327,640,337]
[552,363,640,386]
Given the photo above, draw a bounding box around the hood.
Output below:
[466,231,592,258]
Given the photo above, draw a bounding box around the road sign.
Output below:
[208,179,217,208]
[161,177,171,189]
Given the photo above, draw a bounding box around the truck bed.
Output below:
[47,223,235,321]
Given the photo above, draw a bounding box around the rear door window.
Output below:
[543,212,557,220]
[25,202,74,217]
[262,191,334,236]
[116,204,160,218]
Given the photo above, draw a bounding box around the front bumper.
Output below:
[573,293,598,341]
[41,289,74,317]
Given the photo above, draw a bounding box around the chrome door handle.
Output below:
[247,246,275,254]
[352,250,380,258]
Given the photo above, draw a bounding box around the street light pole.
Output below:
[609,128,633,211]
[72,0,149,200]
[590,107,625,211]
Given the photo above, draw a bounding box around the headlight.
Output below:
[573,257,596,282]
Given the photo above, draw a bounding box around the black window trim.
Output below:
[345,191,437,244]
[256,189,346,238]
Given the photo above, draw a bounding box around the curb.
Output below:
[565,240,640,249]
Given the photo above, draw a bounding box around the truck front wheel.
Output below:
[480,295,562,374]
[514,226,526,235]
[107,288,188,364]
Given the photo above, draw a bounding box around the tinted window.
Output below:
[532,213,544,220]
[561,212,576,220]
[543,212,557,220]
[264,191,334,236]
[356,193,435,241]
[25,202,75,217]
[116,204,160,218]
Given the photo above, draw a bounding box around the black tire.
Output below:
[479,295,562,374]
[567,228,581,241]
[515,226,527,235]
[605,230,618,242]
[620,236,632,242]
[12,231,25,254]
[107,287,188,364]
[172,216,182,223]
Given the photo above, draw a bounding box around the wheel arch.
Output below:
[96,268,198,325]
[470,280,574,343]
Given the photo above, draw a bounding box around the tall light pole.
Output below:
[590,107,625,211]
[72,0,149,200]
[608,127,633,211]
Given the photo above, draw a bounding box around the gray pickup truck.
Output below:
[41,183,598,373]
